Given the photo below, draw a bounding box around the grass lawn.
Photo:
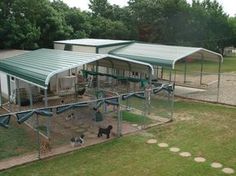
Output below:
[121,111,153,124]
[122,96,172,119]
[2,99,236,176]
[0,120,36,160]
[174,56,236,73]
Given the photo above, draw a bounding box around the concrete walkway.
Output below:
[175,86,206,96]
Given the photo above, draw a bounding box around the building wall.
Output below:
[54,43,65,50]
[0,72,8,98]
[49,70,70,92]
[0,72,34,100]
[72,45,96,53]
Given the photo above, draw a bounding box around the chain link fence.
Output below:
[172,71,236,106]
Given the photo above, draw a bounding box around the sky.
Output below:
[62,0,235,17]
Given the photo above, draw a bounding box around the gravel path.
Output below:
[174,73,236,105]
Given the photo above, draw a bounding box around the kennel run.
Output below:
[0,49,174,159]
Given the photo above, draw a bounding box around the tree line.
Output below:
[0,0,235,53]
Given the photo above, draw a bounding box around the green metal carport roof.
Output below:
[0,49,153,89]
[109,43,223,69]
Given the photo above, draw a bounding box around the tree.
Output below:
[228,17,236,47]
[89,0,113,18]
[89,0,135,40]
[0,0,40,49]
[0,0,73,49]
[65,9,92,38]
[0,0,234,51]
[90,16,130,39]
[128,0,163,41]
[35,0,73,48]
[189,0,232,52]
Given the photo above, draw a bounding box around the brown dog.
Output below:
[41,139,51,153]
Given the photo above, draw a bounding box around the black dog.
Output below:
[97,125,113,138]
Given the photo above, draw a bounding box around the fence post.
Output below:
[184,59,187,83]
[35,113,41,159]
[7,75,12,112]
[200,54,204,85]
[117,96,122,137]
[217,57,222,102]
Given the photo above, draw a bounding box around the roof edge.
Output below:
[54,39,133,48]
[107,54,154,75]
[45,54,107,86]
[45,53,154,86]
[172,48,223,69]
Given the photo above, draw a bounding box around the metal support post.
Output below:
[35,114,41,159]
[184,59,187,83]
[29,84,33,109]
[96,61,99,89]
[117,96,122,137]
[169,69,172,83]
[170,85,175,120]
[44,89,50,139]
[16,79,21,111]
[174,70,177,83]
[156,65,159,81]
[161,67,164,79]
[200,54,204,85]
[217,57,222,102]
[44,89,48,107]
[7,75,12,112]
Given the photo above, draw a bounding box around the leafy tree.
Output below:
[90,16,130,39]
[0,0,40,49]
[228,17,236,47]
[0,0,235,52]
[65,9,92,38]
[89,0,113,18]
[189,0,232,52]
[0,0,73,49]
[34,0,73,48]
[128,0,163,41]
[89,0,135,40]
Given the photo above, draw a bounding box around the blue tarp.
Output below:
[0,115,11,128]
[16,108,53,124]
[122,92,145,100]
[56,103,89,114]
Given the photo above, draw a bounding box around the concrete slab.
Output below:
[175,86,205,96]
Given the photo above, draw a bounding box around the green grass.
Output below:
[37,125,47,135]
[121,111,152,124]
[220,56,236,72]
[174,56,236,73]
[122,96,172,118]
[0,121,36,160]
[2,99,236,176]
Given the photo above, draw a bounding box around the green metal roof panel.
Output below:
[0,49,108,88]
[110,43,223,68]
[0,48,154,89]
[54,38,133,47]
